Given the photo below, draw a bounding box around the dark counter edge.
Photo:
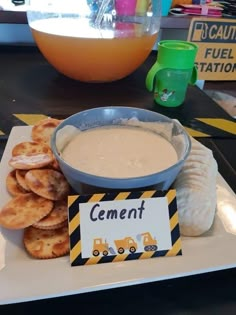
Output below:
[0,10,193,28]
[1,267,236,313]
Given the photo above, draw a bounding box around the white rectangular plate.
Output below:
[0,126,236,305]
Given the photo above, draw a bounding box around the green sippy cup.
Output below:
[146,40,199,107]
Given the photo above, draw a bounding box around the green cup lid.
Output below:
[157,40,198,69]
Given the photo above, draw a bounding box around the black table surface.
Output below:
[0,45,236,314]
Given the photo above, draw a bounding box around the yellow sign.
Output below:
[188,18,236,80]
[68,190,181,266]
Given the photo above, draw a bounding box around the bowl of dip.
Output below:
[51,107,191,193]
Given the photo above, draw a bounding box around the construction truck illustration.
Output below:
[140,232,158,251]
[92,238,110,257]
[114,237,137,254]
[92,232,157,257]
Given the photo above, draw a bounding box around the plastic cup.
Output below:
[154,69,193,107]
[161,0,172,16]
[146,40,199,107]
[135,0,149,14]
[115,0,137,15]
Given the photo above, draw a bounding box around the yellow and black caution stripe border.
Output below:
[0,114,235,139]
[68,190,181,267]
[183,118,236,138]
[0,114,49,139]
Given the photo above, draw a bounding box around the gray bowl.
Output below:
[51,107,191,193]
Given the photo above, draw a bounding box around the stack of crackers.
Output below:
[0,118,72,259]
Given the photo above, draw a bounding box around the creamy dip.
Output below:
[61,125,178,178]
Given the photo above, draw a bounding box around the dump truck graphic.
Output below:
[114,237,137,254]
[141,232,158,251]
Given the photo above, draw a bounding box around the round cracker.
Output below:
[12,141,53,157]
[33,200,68,230]
[0,193,54,229]
[175,185,216,236]
[49,156,61,171]
[23,225,69,259]
[25,169,70,201]
[9,141,54,170]
[31,118,61,146]
[9,153,53,170]
[33,221,67,231]
[174,176,207,190]
[6,170,28,196]
[175,163,217,192]
[15,170,31,192]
